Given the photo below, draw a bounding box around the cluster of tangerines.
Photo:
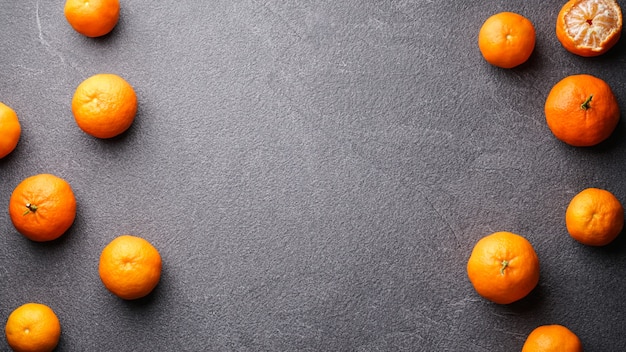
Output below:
[471,0,623,351]
[0,1,162,351]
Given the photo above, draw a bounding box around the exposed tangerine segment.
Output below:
[557,0,622,56]
[564,0,621,47]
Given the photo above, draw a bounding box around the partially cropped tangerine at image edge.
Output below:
[64,0,120,37]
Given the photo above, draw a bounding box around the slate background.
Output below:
[2,1,626,351]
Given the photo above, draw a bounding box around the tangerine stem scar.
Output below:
[500,260,509,275]
[23,203,38,215]
[581,95,593,110]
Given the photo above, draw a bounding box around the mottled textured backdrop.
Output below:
[2,1,626,351]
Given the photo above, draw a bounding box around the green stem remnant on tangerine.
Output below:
[581,95,593,110]
[500,260,509,275]
[23,203,38,216]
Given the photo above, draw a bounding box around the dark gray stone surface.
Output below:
[2,1,626,351]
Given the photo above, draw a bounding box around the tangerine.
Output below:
[5,303,61,352]
[545,74,619,147]
[556,0,622,57]
[64,0,120,37]
[522,324,583,352]
[0,101,21,159]
[566,187,624,246]
[8,174,77,242]
[467,231,540,304]
[478,12,536,68]
[99,235,162,300]
[71,73,137,139]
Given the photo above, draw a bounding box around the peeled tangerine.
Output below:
[556,0,623,57]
